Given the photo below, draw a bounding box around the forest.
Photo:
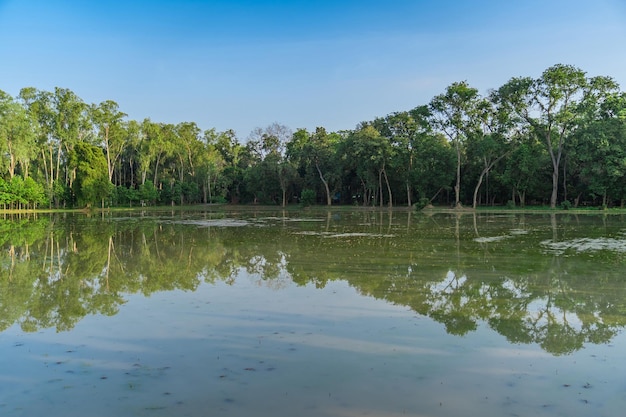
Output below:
[1,63,625,210]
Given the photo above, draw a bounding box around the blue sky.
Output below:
[1,0,625,139]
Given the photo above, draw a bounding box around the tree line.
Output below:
[1,63,625,210]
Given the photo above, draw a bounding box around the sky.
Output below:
[1,0,625,139]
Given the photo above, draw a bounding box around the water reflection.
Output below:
[1,210,626,355]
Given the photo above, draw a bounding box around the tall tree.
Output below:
[287,127,340,206]
[429,82,482,207]
[91,100,127,182]
[18,88,56,201]
[247,123,293,206]
[0,91,37,179]
[68,141,111,208]
[342,125,394,207]
[467,95,518,208]
[198,129,227,203]
[497,64,618,208]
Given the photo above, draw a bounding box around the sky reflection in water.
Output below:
[1,210,626,416]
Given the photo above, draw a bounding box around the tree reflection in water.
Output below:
[1,210,626,355]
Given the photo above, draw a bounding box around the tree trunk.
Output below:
[406,181,411,207]
[382,167,392,208]
[455,140,461,207]
[105,126,113,181]
[316,162,331,206]
[550,166,559,208]
[153,153,161,187]
[472,171,485,210]
[378,169,383,207]
[562,156,567,203]
[545,130,563,209]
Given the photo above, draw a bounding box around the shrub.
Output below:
[300,189,316,207]
[414,197,431,210]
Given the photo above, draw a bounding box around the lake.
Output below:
[1,209,626,416]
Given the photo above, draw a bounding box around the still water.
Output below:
[1,209,626,416]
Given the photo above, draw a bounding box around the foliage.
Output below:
[1,64,625,210]
[414,197,431,210]
[68,142,112,208]
[300,188,316,206]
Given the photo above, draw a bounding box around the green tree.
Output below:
[341,125,394,207]
[287,127,340,206]
[247,123,293,206]
[497,64,618,208]
[572,117,626,206]
[52,87,92,203]
[217,131,251,203]
[0,91,38,179]
[68,142,111,208]
[91,100,127,183]
[429,81,482,207]
[411,132,455,205]
[501,135,547,207]
[197,129,226,203]
[466,96,518,208]
[18,88,56,202]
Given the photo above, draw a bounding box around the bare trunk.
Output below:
[41,149,49,187]
[550,167,559,208]
[55,142,62,182]
[153,153,161,187]
[517,189,526,208]
[455,141,461,207]
[473,170,486,209]
[473,155,508,209]
[562,156,567,203]
[316,162,331,206]
[105,126,113,181]
[382,167,392,208]
[378,170,383,207]
[7,141,16,178]
[129,158,135,188]
[545,129,564,209]
[406,181,411,207]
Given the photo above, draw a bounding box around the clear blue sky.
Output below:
[1,0,625,139]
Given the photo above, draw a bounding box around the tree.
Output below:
[497,64,618,208]
[287,127,340,206]
[572,114,626,206]
[342,125,394,207]
[18,88,56,201]
[138,119,175,189]
[0,91,37,179]
[412,132,456,205]
[52,88,91,195]
[467,95,518,208]
[429,82,482,207]
[213,130,249,204]
[68,142,111,208]
[91,100,127,183]
[247,123,293,206]
[371,107,431,207]
[119,119,142,188]
[501,135,547,207]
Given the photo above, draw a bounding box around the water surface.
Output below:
[1,210,626,416]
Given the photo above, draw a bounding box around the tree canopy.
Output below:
[1,64,625,209]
